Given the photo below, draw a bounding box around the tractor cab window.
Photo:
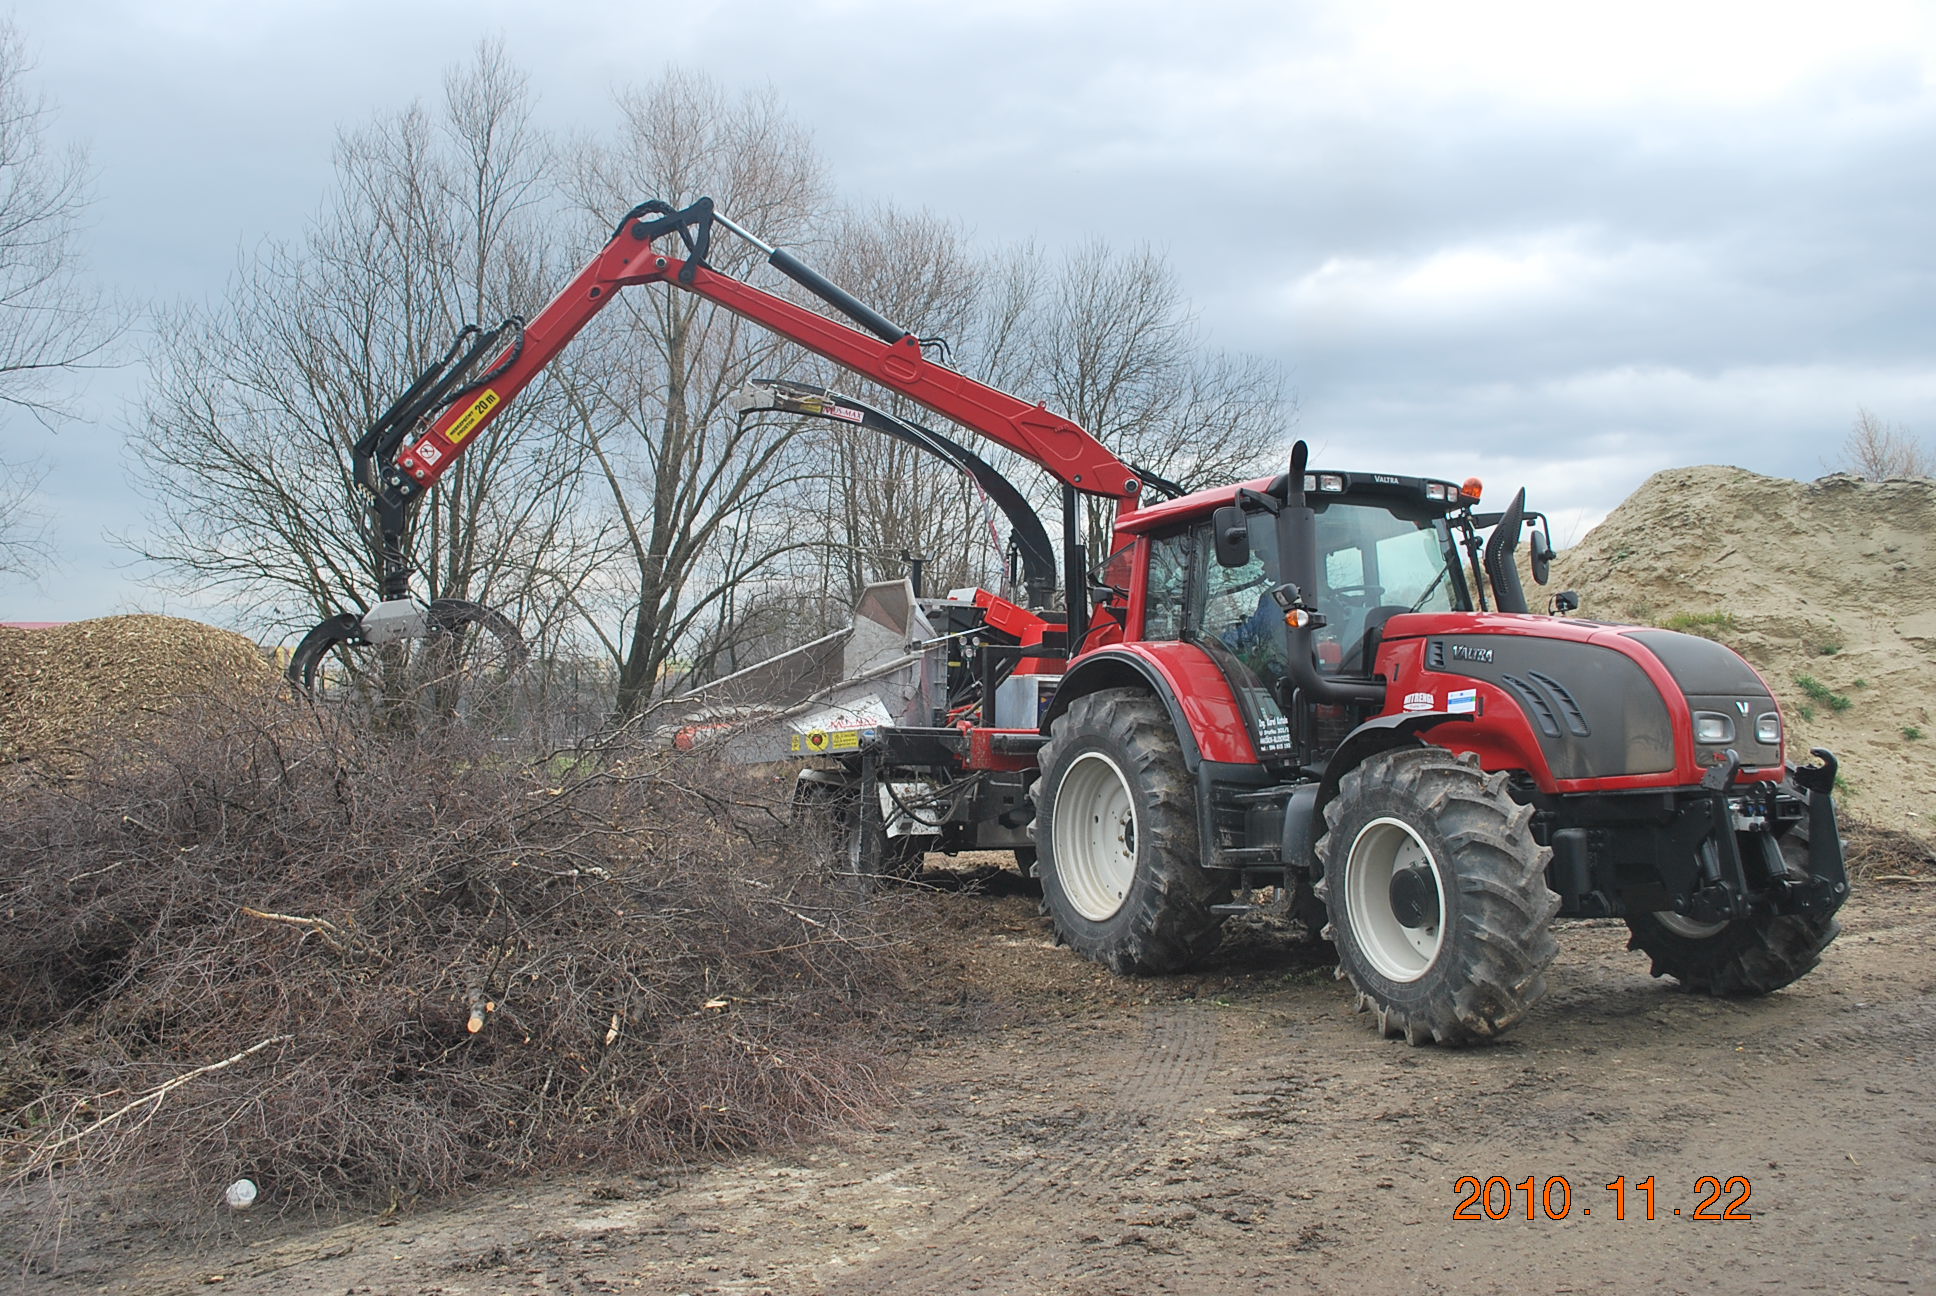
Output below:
[1143,530,1189,642]
[1311,500,1470,676]
[1184,513,1297,757]
[1198,512,1281,679]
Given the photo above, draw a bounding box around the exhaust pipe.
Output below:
[1277,442,1384,707]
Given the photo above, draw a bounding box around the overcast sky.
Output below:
[3,0,1933,625]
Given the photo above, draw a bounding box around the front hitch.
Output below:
[1787,748,1850,919]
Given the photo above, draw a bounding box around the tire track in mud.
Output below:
[815,1003,1231,1294]
[1755,993,1936,1059]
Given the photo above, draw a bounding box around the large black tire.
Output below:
[1315,746,1558,1046]
[1625,819,1841,994]
[1034,688,1232,974]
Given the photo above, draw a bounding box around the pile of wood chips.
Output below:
[0,615,277,767]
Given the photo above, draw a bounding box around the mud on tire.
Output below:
[1315,745,1558,1046]
[1034,688,1232,973]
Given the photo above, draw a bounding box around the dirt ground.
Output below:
[23,865,1934,1296]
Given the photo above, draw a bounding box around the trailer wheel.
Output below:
[1315,746,1557,1046]
[791,777,924,894]
[1034,688,1231,973]
[1625,821,1841,994]
[848,813,928,889]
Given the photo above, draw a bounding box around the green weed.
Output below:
[1662,610,1737,640]
[1904,726,1925,741]
[1795,674,1852,712]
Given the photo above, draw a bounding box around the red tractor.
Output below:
[293,198,1848,1045]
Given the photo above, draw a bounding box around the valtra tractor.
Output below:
[292,197,1849,1045]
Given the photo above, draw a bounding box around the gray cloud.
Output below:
[2,0,1932,616]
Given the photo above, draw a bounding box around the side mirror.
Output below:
[1529,529,1555,585]
[1553,589,1580,614]
[1211,505,1250,568]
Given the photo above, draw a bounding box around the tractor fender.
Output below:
[1043,648,1202,768]
[1314,710,1476,823]
[1282,713,1475,876]
[1044,645,1261,770]
[1041,647,1266,878]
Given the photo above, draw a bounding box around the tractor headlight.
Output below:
[1755,713,1781,745]
[1693,712,1735,744]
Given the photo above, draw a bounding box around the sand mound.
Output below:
[1550,467,1936,848]
[0,614,277,766]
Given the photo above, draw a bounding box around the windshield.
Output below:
[1311,499,1469,674]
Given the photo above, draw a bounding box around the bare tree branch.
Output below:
[0,22,120,575]
[1837,406,1932,479]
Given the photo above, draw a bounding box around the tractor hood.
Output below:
[1377,613,1782,784]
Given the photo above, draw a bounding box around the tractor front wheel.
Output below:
[1626,820,1841,994]
[1035,689,1232,973]
[1625,910,1839,995]
[1315,746,1558,1045]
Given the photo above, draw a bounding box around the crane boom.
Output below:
[387,198,1142,507]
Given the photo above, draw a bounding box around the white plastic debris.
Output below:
[224,1178,259,1210]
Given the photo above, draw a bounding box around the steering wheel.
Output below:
[1325,584,1384,603]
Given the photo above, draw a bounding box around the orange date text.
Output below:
[1451,1175,1754,1221]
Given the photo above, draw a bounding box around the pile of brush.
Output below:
[0,691,909,1233]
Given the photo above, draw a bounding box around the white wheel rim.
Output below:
[1654,910,1728,939]
[1345,817,1447,983]
[1053,751,1138,922]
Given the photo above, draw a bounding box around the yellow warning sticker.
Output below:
[445,388,501,445]
[790,729,863,754]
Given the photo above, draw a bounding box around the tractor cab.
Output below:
[1122,468,1485,769]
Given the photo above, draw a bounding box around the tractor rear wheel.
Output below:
[1315,746,1557,1046]
[1034,689,1232,973]
[1625,820,1841,994]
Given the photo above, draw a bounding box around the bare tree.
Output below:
[0,21,116,575]
[1024,240,1288,555]
[0,452,49,578]
[129,43,601,644]
[0,22,109,422]
[1838,406,1932,479]
[564,70,834,716]
[733,220,1293,631]
[801,206,1002,603]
